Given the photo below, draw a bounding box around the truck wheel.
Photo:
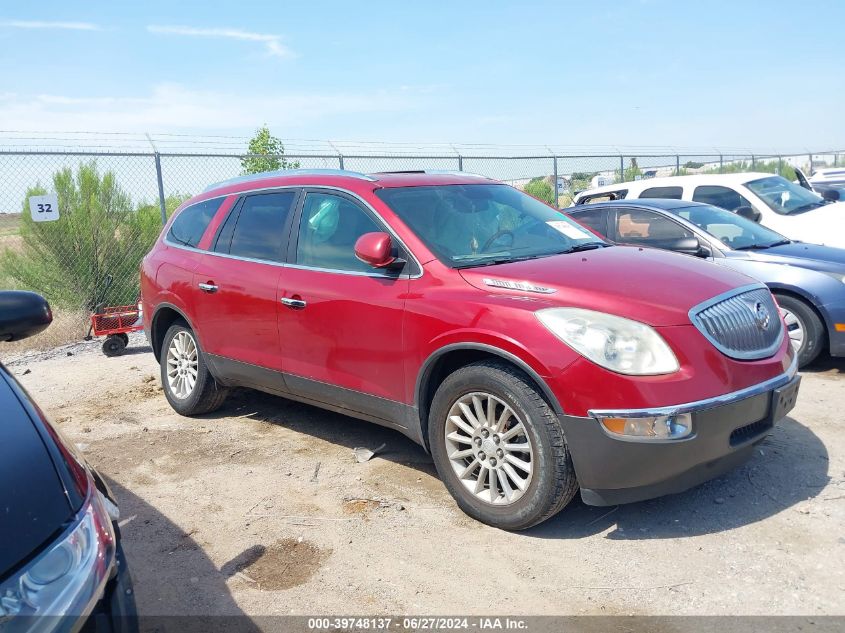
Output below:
[160,323,228,416]
[102,335,126,357]
[775,294,824,367]
[428,360,578,530]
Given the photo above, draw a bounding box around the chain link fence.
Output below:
[1,148,843,351]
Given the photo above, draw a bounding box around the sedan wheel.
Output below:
[445,392,534,505]
[780,307,805,356]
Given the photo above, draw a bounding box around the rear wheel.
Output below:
[160,323,228,416]
[775,293,824,367]
[428,360,578,530]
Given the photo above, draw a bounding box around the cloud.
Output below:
[0,83,412,133]
[147,24,293,58]
[0,20,100,31]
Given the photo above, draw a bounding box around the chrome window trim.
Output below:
[688,283,785,360]
[589,350,798,420]
[164,184,424,279]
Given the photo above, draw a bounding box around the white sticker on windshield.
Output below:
[547,220,590,240]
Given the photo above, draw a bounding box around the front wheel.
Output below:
[160,323,228,416]
[428,360,578,530]
[775,294,824,367]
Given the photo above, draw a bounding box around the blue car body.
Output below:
[568,198,845,359]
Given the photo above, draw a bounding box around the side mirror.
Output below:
[735,206,762,223]
[665,236,704,256]
[820,188,840,202]
[0,291,52,342]
[354,232,405,269]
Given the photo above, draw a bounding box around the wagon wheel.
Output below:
[102,335,127,357]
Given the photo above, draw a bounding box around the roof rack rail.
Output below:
[203,168,376,192]
[369,169,489,177]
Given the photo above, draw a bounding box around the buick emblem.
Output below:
[751,301,770,331]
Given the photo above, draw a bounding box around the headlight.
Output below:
[536,307,679,375]
[0,486,116,630]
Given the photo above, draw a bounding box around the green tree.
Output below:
[240,125,300,174]
[524,177,556,206]
[0,162,182,311]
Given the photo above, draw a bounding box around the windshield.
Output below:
[745,176,826,215]
[668,204,789,250]
[376,184,606,268]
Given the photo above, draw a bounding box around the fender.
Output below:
[150,302,204,361]
[415,341,565,416]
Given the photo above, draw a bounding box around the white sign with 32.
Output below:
[29,194,60,222]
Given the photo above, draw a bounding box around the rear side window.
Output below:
[168,198,224,248]
[577,190,627,204]
[692,185,753,211]
[227,192,297,262]
[639,186,683,199]
[614,209,693,244]
[572,208,609,237]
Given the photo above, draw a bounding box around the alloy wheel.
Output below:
[444,392,534,505]
[166,331,199,399]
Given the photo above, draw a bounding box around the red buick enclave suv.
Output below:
[141,170,800,530]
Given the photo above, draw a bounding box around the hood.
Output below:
[738,241,845,273]
[0,367,76,580]
[777,203,845,249]
[459,246,758,326]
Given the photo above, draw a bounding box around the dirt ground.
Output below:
[6,335,845,616]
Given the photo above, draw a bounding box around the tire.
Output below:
[160,322,228,416]
[117,333,129,347]
[775,293,824,368]
[428,360,578,530]
[102,335,126,357]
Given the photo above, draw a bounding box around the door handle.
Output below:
[280,297,307,309]
[198,282,218,293]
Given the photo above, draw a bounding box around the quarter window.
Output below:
[692,185,754,211]
[168,198,224,248]
[295,192,383,272]
[227,192,296,262]
[571,208,609,237]
[639,186,683,199]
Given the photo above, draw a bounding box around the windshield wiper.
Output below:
[558,241,610,254]
[734,239,792,251]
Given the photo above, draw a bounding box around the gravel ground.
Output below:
[7,336,845,616]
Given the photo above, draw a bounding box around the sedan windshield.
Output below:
[669,203,790,250]
[745,176,826,215]
[376,184,606,268]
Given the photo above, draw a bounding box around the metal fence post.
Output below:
[719,154,724,174]
[457,154,463,171]
[676,155,680,175]
[619,155,624,181]
[153,152,167,225]
[338,155,345,170]
[751,154,756,170]
[553,156,559,208]
[778,155,783,176]
[808,153,812,172]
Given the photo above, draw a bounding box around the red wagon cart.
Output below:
[90,303,144,356]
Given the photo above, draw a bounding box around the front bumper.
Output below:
[561,360,801,506]
[81,538,137,633]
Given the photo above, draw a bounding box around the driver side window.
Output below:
[295,192,382,273]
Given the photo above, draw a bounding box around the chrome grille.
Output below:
[690,286,784,360]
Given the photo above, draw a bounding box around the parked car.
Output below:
[0,291,135,631]
[795,166,845,199]
[571,173,845,249]
[142,169,800,530]
[569,199,845,367]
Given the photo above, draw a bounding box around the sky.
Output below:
[0,0,843,153]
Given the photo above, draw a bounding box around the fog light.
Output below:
[600,413,692,439]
